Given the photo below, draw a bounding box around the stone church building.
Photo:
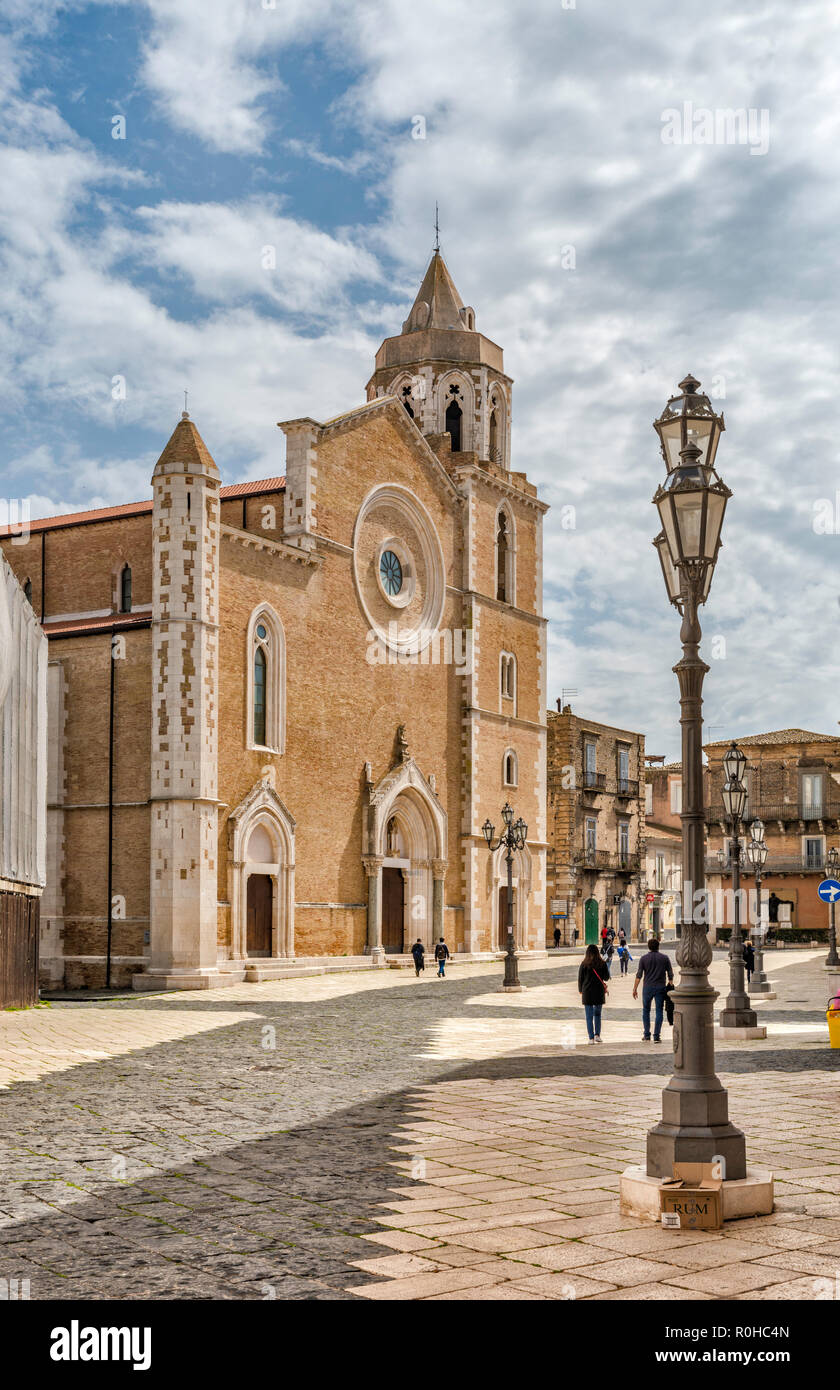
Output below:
[0,252,548,990]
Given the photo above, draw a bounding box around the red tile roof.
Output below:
[44,612,152,638]
[0,477,286,537]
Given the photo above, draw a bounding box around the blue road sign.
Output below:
[818,878,840,903]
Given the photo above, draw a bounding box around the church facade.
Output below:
[0,253,549,990]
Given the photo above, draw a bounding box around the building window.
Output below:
[379,550,403,597]
[496,511,508,601]
[247,606,286,753]
[401,385,414,418]
[585,817,597,858]
[584,740,597,788]
[801,773,824,819]
[655,852,665,890]
[617,746,630,794]
[445,387,462,451]
[503,750,518,787]
[253,644,267,746]
[670,778,682,814]
[619,821,630,864]
[804,835,824,869]
[119,564,132,614]
[645,782,653,814]
[23,577,32,604]
[500,652,516,704]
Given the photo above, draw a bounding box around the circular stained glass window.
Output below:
[256,623,267,640]
[380,550,403,597]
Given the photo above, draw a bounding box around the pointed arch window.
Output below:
[500,652,517,709]
[489,406,499,463]
[445,385,462,452]
[495,505,515,604]
[23,577,32,605]
[503,749,518,788]
[247,606,286,753]
[119,563,132,613]
[401,386,415,419]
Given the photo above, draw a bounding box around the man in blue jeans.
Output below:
[632,938,674,1042]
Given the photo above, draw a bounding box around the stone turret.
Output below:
[136,412,224,990]
[365,251,513,468]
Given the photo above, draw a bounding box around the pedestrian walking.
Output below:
[410,938,425,977]
[600,925,608,950]
[571,925,578,947]
[600,942,613,978]
[632,938,674,1042]
[743,939,755,985]
[578,944,608,1044]
[434,937,450,978]
[618,943,632,976]
[618,928,627,948]
[553,925,561,950]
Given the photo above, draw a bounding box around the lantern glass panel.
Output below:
[655,533,681,603]
[673,488,704,560]
[723,744,747,782]
[659,417,683,472]
[703,488,726,559]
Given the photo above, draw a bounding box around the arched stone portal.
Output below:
[363,746,447,962]
[228,778,296,961]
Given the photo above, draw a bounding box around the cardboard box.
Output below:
[660,1161,723,1231]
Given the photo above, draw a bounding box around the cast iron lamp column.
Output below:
[719,743,759,1029]
[646,374,746,1180]
[826,845,840,968]
[483,803,528,992]
[747,819,772,993]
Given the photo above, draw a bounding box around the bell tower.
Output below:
[366,251,513,468]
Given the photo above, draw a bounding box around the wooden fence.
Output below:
[0,891,39,1008]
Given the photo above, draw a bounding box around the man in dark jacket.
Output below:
[411,939,425,977]
[743,939,755,984]
[632,938,674,1042]
[434,937,450,978]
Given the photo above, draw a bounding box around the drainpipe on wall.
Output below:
[105,630,116,989]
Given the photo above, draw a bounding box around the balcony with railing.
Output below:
[582,771,606,795]
[705,854,827,875]
[614,778,639,799]
[705,800,840,825]
[577,849,641,873]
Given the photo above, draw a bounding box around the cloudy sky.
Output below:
[1,0,838,757]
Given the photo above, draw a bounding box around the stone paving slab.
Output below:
[0,950,837,1300]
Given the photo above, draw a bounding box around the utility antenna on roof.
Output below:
[434,202,440,252]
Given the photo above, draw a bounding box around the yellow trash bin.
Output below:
[827,997,840,1049]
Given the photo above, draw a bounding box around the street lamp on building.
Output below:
[825,845,840,968]
[646,374,747,1179]
[718,742,759,1030]
[483,803,528,992]
[746,818,772,994]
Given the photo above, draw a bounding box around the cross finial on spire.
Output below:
[434,202,440,252]
[182,389,189,421]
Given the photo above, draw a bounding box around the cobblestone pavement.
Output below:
[0,949,837,1300]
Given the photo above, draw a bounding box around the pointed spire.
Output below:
[402,251,470,334]
[153,414,220,480]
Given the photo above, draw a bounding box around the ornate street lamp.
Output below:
[483,803,528,991]
[825,845,840,968]
[747,819,772,994]
[719,742,759,1030]
[646,374,746,1180]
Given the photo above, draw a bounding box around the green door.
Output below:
[584,898,599,945]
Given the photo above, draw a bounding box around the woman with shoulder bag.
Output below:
[578,943,608,1044]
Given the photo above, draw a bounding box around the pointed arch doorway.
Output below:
[247,874,273,956]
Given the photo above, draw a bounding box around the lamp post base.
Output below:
[646,980,748,1181]
[717,1024,767,1040]
[719,1006,759,1029]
